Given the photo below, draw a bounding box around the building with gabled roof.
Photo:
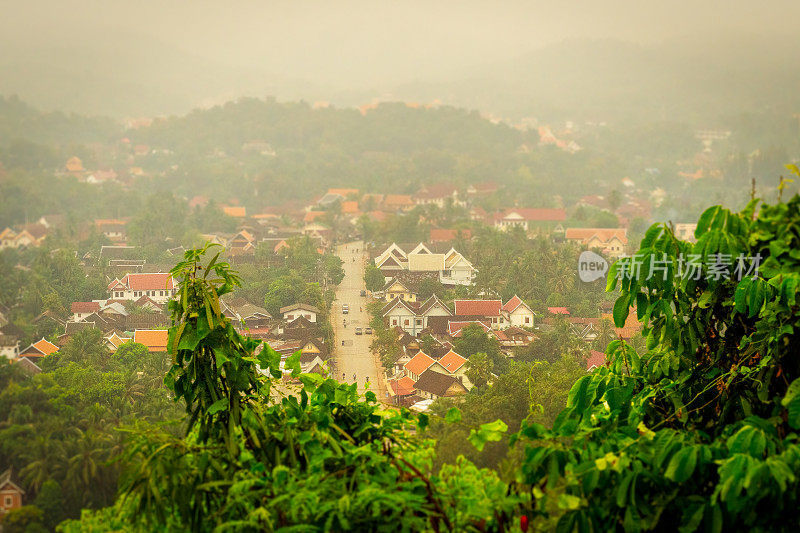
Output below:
[108,273,177,304]
[71,301,101,321]
[454,300,502,319]
[389,375,416,398]
[427,349,473,390]
[565,228,627,258]
[19,338,59,358]
[413,183,459,207]
[380,277,417,302]
[413,369,468,399]
[418,294,452,318]
[0,468,24,515]
[382,297,422,336]
[586,350,607,371]
[0,334,20,360]
[133,330,168,352]
[280,303,319,323]
[404,351,436,381]
[104,331,132,352]
[383,194,414,211]
[501,295,536,328]
[435,349,467,373]
[494,208,566,232]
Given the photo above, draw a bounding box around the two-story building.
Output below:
[107,273,178,304]
[564,228,628,258]
[280,303,319,323]
[494,208,566,232]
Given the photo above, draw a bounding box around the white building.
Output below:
[107,273,178,304]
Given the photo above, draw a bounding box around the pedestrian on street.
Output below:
[353,373,357,382]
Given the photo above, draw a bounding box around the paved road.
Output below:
[332,241,386,400]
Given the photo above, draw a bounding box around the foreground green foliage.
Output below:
[514,192,800,531]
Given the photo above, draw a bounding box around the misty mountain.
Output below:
[0,31,323,118]
[390,37,800,124]
[2,31,799,127]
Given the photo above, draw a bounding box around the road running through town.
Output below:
[331,241,387,401]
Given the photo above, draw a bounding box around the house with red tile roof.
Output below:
[413,183,459,208]
[107,273,177,304]
[586,350,607,371]
[94,219,128,242]
[388,375,416,398]
[454,299,503,326]
[548,307,570,315]
[383,194,414,211]
[404,351,436,381]
[423,349,473,390]
[501,295,536,328]
[429,228,472,242]
[71,301,101,321]
[494,208,566,232]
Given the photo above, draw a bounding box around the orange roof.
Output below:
[384,194,414,207]
[30,338,59,356]
[548,307,570,315]
[304,211,326,223]
[404,351,435,376]
[222,206,246,218]
[341,201,359,214]
[108,273,175,292]
[430,228,471,242]
[327,188,359,197]
[437,350,467,373]
[65,156,84,172]
[390,376,416,396]
[94,219,128,227]
[133,330,168,352]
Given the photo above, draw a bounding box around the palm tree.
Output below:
[20,435,67,492]
[65,430,108,505]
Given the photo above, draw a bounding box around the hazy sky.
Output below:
[3,0,799,87]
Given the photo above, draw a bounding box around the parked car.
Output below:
[355,327,363,335]
[360,290,366,297]
[365,327,373,335]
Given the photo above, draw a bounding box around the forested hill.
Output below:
[131,99,529,157]
[0,95,120,146]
